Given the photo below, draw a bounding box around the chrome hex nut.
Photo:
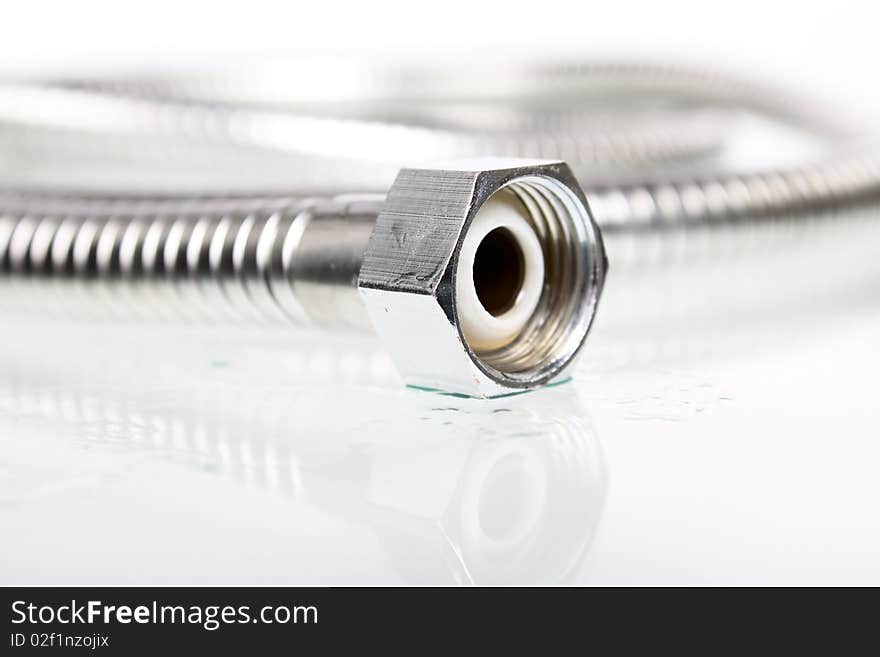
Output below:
[358,158,607,398]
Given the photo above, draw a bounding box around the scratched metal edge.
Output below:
[357,168,478,295]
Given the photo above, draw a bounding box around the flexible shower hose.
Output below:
[1,58,878,391]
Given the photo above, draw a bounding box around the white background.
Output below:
[4,0,880,116]
[1,0,879,585]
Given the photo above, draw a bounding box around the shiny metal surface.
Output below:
[0,193,383,330]
[360,161,606,396]
[1,59,880,393]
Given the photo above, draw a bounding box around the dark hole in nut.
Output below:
[473,227,525,317]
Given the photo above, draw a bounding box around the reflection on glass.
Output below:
[0,324,606,584]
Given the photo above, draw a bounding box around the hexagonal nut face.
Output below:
[358,158,606,398]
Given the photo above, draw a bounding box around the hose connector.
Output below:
[358,159,607,397]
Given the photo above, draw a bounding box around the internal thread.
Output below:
[464,176,602,384]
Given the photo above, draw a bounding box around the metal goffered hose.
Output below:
[0,59,878,396]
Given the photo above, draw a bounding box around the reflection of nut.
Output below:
[358,159,607,398]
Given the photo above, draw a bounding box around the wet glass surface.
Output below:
[2,278,880,585]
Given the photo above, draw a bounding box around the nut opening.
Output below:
[456,174,604,388]
[473,227,525,317]
[455,189,545,353]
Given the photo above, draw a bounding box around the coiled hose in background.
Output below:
[0,58,877,349]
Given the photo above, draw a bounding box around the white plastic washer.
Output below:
[455,190,545,352]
